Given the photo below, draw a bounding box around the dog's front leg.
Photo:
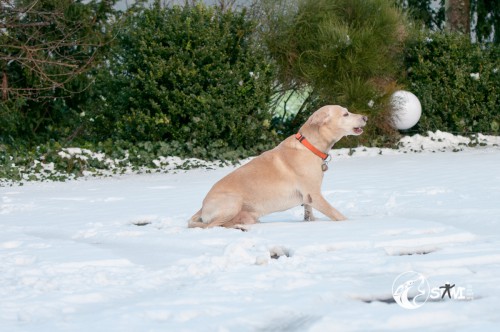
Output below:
[303,204,315,221]
[308,194,347,221]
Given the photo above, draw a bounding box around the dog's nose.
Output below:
[362,116,368,122]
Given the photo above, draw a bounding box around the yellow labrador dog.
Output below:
[189,105,367,229]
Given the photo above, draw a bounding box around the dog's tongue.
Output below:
[354,127,363,134]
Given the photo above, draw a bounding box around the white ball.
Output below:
[391,90,422,130]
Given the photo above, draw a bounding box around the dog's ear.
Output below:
[309,108,331,127]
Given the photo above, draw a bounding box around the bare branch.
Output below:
[0,22,51,28]
[0,0,116,100]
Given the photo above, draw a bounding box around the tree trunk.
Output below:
[445,0,471,35]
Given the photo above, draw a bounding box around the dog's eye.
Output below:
[343,113,349,117]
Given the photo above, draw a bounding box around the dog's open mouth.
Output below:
[353,127,364,134]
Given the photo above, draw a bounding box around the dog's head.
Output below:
[308,105,367,137]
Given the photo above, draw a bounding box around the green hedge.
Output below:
[84,2,277,158]
[403,31,500,134]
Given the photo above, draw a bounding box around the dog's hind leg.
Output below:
[225,210,258,229]
[188,209,204,228]
[188,208,237,228]
[189,193,244,228]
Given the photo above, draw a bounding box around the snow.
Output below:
[1,133,500,331]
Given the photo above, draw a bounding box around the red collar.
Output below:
[295,133,329,160]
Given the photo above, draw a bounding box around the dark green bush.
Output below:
[403,31,500,134]
[85,2,277,157]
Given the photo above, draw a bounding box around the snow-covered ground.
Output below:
[1,133,500,331]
